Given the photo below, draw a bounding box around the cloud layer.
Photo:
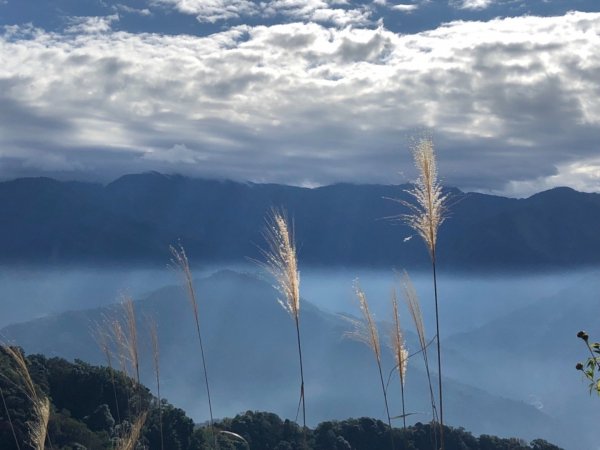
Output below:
[152,0,374,26]
[1,11,600,195]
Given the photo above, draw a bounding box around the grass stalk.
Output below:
[117,410,148,450]
[170,244,216,448]
[261,210,307,445]
[0,384,21,450]
[118,297,146,423]
[95,325,122,423]
[400,271,438,450]
[390,288,408,430]
[1,346,50,450]
[432,253,444,447]
[399,137,447,450]
[148,317,164,450]
[109,300,149,450]
[346,281,394,450]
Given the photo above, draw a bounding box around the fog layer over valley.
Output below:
[1,266,598,450]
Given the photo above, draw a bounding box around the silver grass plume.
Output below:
[94,322,121,423]
[345,282,382,362]
[401,137,447,450]
[1,346,50,450]
[170,244,216,448]
[148,317,164,450]
[346,281,394,449]
[116,411,148,450]
[400,271,439,449]
[390,288,408,429]
[93,304,147,449]
[262,210,300,320]
[261,210,307,442]
[401,137,447,258]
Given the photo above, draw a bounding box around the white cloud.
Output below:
[115,4,152,16]
[455,0,495,10]
[65,14,120,34]
[392,4,419,12]
[499,157,600,197]
[150,0,257,22]
[152,0,373,26]
[143,144,207,164]
[1,12,600,194]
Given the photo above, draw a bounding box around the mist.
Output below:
[2,263,597,332]
[1,264,599,450]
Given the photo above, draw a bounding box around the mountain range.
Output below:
[2,173,600,269]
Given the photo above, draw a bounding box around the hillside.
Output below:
[1,270,562,446]
[0,350,563,450]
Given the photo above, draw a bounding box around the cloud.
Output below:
[115,4,152,16]
[65,14,119,34]
[391,4,419,12]
[501,157,600,197]
[1,12,600,195]
[454,0,495,10]
[142,144,208,164]
[151,0,257,23]
[152,0,374,27]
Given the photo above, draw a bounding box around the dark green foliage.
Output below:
[48,408,111,450]
[530,439,562,450]
[143,401,195,450]
[0,347,45,450]
[576,331,600,394]
[214,412,563,450]
[0,351,191,450]
[0,352,563,450]
[220,411,304,450]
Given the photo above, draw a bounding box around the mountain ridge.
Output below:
[2,172,600,269]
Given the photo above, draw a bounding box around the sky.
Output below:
[1,0,599,197]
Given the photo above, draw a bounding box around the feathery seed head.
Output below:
[345,280,381,362]
[1,346,50,450]
[116,411,148,450]
[402,137,447,258]
[390,288,408,385]
[399,270,428,352]
[29,397,50,450]
[170,244,201,318]
[263,210,300,320]
[122,297,140,384]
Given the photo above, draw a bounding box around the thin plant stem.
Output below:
[98,328,122,423]
[148,318,164,450]
[378,357,394,449]
[432,255,445,449]
[260,210,307,448]
[399,373,406,429]
[170,245,216,449]
[400,272,438,450]
[1,346,50,450]
[295,314,308,450]
[390,290,408,430]
[397,137,447,450]
[295,315,306,430]
[122,298,143,417]
[346,282,394,450]
[1,385,21,450]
